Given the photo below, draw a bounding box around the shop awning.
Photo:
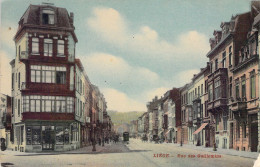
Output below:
[193,123,208,135]
[164,129,171,136]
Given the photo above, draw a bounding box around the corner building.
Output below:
[10,4,80,152]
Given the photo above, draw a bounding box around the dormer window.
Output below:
[42,9,54,25]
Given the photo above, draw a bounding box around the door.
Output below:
[230,123,233,148]
[42,126,55,150]
[251,123,258,152]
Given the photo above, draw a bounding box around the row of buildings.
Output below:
[0,3,113,152]
[131,1,260,152]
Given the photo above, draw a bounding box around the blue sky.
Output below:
[0,0,252,112]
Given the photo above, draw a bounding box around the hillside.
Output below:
[108,110,145,126]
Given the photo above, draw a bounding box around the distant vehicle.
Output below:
[123,132,129,142]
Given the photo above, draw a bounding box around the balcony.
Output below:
[233,54,258,73]
[21,82,74,95]
[20,51,28,60]
[208,68,228,83]
[22,112,74,121]
[231,97,247,112]
[207,98,228,112]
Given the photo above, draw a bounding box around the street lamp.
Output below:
[92,124,96,152]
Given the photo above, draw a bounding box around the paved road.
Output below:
[0,139,257,167]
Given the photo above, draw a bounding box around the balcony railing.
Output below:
[20,51,28,59]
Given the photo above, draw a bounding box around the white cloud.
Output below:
[174,69,200,87]
[0,51,12,96]
[87,7,209,60]
[80,52,161,90]
[102,88,146,112]
[145,87,170,101]
[0,21,17,49]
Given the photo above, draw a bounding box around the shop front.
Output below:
[16,121,80,152]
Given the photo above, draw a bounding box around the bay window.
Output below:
[31,65,66,84]
[22,95,74,113]
[214,80,221,99]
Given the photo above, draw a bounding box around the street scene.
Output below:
[1,138,258,167]
[1,0,260,166]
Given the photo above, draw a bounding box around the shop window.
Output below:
[56,126,64,145]
[26,127,32,145]
[64,127,70,144]
[32,126,41,145]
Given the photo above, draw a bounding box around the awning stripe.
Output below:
[193,123,208,135]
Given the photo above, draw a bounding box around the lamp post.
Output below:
[92,124,96,152]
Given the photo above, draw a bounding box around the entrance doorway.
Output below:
[42,126,55,150]
[251,123,258,152]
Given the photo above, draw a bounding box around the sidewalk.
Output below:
[167,142,259,159]
[0,143,110,156]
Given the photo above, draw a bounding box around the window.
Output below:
[44,39,53,56]
[214,80,221,99]
[198,86,200,97]
[222,51,226,68]
[18,72,20,89]
[23,95,73,113]
[229,77,232,98]
[250,72,256,99]
[243,123,247,138]
[12,73,14,90]
[216,115,219,131]
[215,59,218,70]
[32,38,39,54]
[241,77,246,98]
[57,40,65,57]
[56,126,64,145]
[237,122,240,139]
[229,46,232,66]
[223,111,228,131]
[208,84,213,102]
[18,99,20,116]
[235,79,240,100]
[18,45,21,57]
[31,65,66,84]
[56,71,66,84]
[201,84,203,95]
[42,9,54,25]
[32,126,41,145]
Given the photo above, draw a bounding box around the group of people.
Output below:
[140,135,176,144]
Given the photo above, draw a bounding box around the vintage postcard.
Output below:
[0,0,260,167]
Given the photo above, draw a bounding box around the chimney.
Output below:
[70,12,74,25]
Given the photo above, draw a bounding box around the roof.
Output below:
[14,4,78,42]
[75,58,84,71]
[19,4,73,28]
